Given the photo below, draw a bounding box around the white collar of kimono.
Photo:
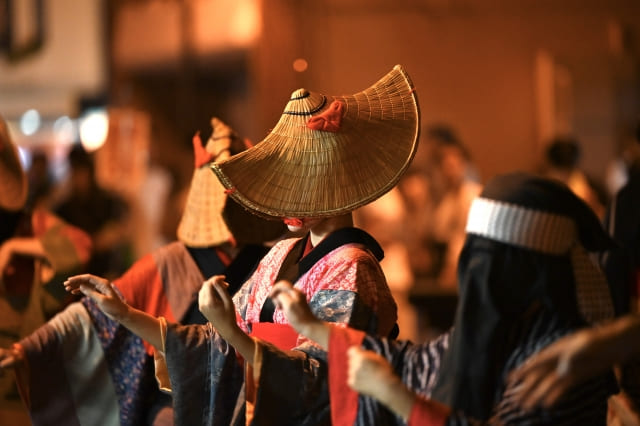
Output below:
[465,197,614,324]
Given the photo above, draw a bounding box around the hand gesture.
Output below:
[347,346,398,398]
[508,327,615,409]
[270,280,320,337]
[64,274,129,321]
[198,275,238,338]
[0,346,23,370]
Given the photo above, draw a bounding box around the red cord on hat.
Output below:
[306,100,345,133]
[224,188,237,194]
[193,132,215,168]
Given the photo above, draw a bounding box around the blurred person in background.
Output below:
[26,150,54,210]
[542,136,608,220]
[424,125,482,290]
[0,115,91,401]
[0,117,286,426]
[602,119,640,317]
[53,144,132,279]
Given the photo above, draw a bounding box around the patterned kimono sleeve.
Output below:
[232,275,255,333]
[161,321,245,426]
[17,303,120,426]
[301,245,398,337]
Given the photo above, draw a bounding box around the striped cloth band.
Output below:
[466,197,576,255]
[465,197,614,323]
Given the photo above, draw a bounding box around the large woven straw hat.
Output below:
[211,64,420,218]
[0,116,27,211]
[177,117,285,247]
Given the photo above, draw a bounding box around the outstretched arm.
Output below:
[64,274,163,349]
[0,237,46,273]
[509,314,640,409]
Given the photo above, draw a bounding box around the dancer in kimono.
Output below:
[0,118,285,426]
[272,172,619,425]
[0,116,91,338]
[65,64,420,425]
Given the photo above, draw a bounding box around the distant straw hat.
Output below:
[0,116,27,211]
[177,117,285,247]
[211,64,420,218]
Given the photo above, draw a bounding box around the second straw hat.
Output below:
[177,117,285,247]
[211,64,420,218]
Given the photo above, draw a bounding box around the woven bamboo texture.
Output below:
[211,64,421,218]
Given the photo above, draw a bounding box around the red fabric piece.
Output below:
[283,218,303,227]
[328,325,366,426]
[301,236,314,258]
[192,132,214,168]
[214,247,232,267]
[250,323,299,351]
[306,101,345,133]
[408,396,451,426]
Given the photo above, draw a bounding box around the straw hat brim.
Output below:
[0,117,28,211]
[211,64,420,219]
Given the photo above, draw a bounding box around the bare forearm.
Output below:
[373,376,417,421]
[599,315,640,364]
[6,238,46,258]
[222,327,256,364]
[300,321,332,350]
[118,306,163,349]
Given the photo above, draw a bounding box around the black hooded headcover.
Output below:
[430,172,615,420]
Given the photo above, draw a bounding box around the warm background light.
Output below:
[293,58,308,73]
[79,110,109,152]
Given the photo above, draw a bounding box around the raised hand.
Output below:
[198,275,258,364]
[269,280,330,348]
[347,345,417,420]
[507,326,618,409]
[269,280,318,335]
[347,346,398,397]
[198,275,238,339]
[64,274,129,321]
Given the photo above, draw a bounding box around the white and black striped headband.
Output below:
[465,196,613,323]
[466,197,576,255]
